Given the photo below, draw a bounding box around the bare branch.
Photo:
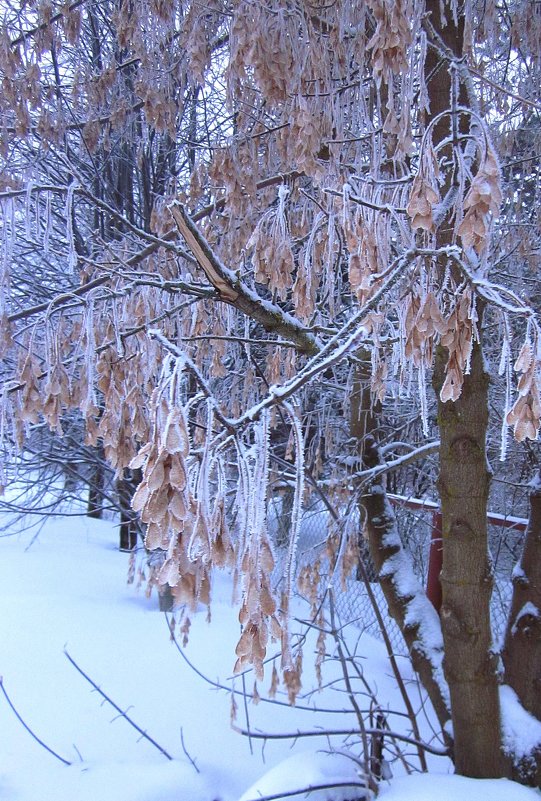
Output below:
[64,650,173,761]
[0,676,71,766]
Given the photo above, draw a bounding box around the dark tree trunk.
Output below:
[87,448,105,519]
[117,470,139,551]
[502,468,541,784]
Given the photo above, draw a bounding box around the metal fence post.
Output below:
[427,510,443,612]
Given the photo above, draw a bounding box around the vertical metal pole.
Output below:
[427,510,443,612]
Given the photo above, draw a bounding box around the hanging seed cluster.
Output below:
[0,0,539,688]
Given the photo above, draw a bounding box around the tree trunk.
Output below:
[117,470,139,551]
[276,485,294,548]
[433,341,503,777]
[502,468,541,784]
[423,0,505,778]
[87,448,105,519]
[362,435,452,738]
[350,353,380,582]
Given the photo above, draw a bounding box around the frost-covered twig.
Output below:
[324,185,407,214]
[231,723,449,756]
[0,676,71,766]
[166,613,358,716]
[148,329,235,435]
[64,650,173,761]
[352,440,439,481]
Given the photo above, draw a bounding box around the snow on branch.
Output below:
[352,440,440,481]
[169,202,320,356]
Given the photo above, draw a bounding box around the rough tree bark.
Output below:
[433,341,503,777]
[424,0,504,778]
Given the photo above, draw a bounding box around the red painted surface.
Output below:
[426,511,443,612]
[388,494,528,614]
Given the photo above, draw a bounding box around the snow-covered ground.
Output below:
[0,510,539,801]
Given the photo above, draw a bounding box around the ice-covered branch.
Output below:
[169,202,320,356]
[352,441,440,481]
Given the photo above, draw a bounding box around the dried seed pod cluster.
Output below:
[458,150,502,254]
[507,339,541,442]
[130,393,207,606]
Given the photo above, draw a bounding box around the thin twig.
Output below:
[64,650,173,761]
[232,724,448,756]
[180,727,200,773]
[0,676,71,766]
[327,591,371,778]
[242,672,254,756]
[165,613,358,715]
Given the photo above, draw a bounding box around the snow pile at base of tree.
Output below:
[500,685,541,761]
[0,511,539,801]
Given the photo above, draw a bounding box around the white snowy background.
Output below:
[1,502,539,801]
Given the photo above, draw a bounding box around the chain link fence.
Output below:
[270,491,527,655]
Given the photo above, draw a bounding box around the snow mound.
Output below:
[237,750,369,801]
[378,773,541,801]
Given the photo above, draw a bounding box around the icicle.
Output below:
[440,261,452,294]
[396,301,408,392]
[280,401,305,671]
[0,391,7,483]
[418,30,430,114]
[0,201,10,315]
[111,300,125,357]
[34,189,41,238]
[44,191,52,255]
[277,183,289,224]
[234,438,251,560]
[341,182,351,231]
[525,316,534,346]
[25,179,34,239]
[248,409,271,554]
[83,300,97,415]
[418,361,429,437]
[243,315,251,361]
[500,355,512,462]
[271,183,291,246]
[325,205,337,319]
[65,181,78,274]
[499,315,512,461]
[1,198,15,281]
[169,355,186,408]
